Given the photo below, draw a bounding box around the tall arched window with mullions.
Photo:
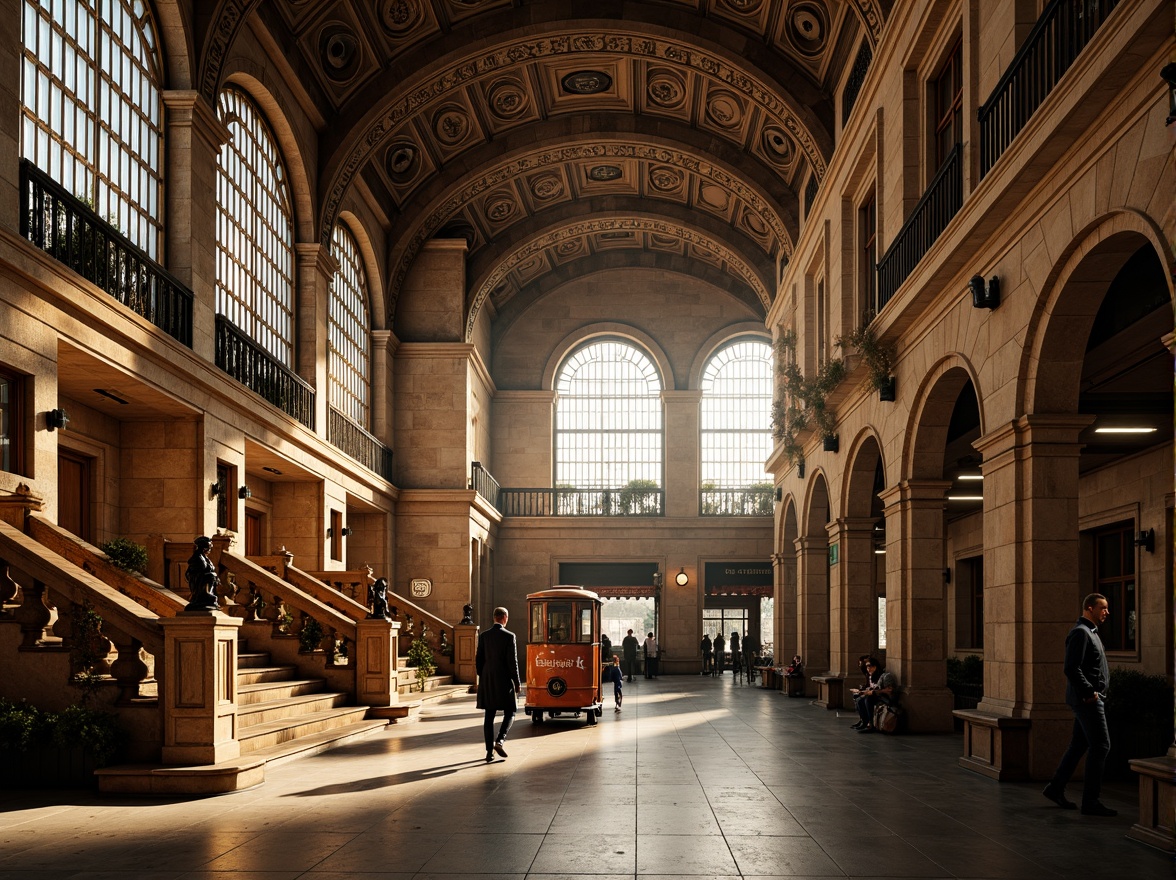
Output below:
[700,338,773,515]
[554,340,664,516]
[20,0,164,256]
[216,85,295,367]
[329,222,371,429]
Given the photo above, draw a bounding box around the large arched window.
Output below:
[21,0,164,256]
[216,86,294,366]
[700,338,773,502]
[555,340,663,512]
[329,222,371,427]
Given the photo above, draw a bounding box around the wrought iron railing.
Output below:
[842,40,873,126]
[328,407,393,480]
[498,487,665,517]
[979,0,1119,177]
[215,316,315,428]
[470,461,500,507]
[19,159,193,346]
[700,487,774,517]
[875,142,962,310]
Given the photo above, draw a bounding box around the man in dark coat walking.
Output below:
[621,629,639,682]
[476,606,521,762]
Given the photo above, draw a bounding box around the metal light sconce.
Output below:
[675,567,689,587]
[327,527,352,538]
[1135,528,1155,553]
[209,481,224,498]
[46,408,69,431]
[238,485,251,500]
[969,274,1001,309]
[1162,63,1176,126]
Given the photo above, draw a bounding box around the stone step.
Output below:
[397,673,455,695]
[238,705,373,753]
[238,651,274,669]
[238,664,301,686]
[237,691,348,727]
[238,678,326,705]
[239,719,389,769]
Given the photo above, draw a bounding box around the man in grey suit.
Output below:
[476,606,521,762]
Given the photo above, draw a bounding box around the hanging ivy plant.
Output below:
[772,331,845,465]
[99,538,147,574]
[838,319,896,394]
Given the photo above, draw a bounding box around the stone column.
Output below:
[370,329,399,447]
[772,550,795,663]
[295,243,337,436]
[878,479,954,732]
[795,536,829,677]
[827,516,877,680]
[159,612,243,765]
[162,91,230,362]
[664,391,702,517]
[968,415,1093,778]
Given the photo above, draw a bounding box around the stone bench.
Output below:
[951,709,1030,780]
[810,674,841,708]
[1127,754,1176,852]
[755,666,783,690]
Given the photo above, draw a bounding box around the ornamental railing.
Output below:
[875,142,962,311]
[215,316,315,429]
[470,461,500,507]
[979,0,1119,177]
[19,159,193,346]
[328,408,393,480]
[498,487,665,517]
[700,487,774,517]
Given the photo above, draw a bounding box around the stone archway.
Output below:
[774,497,799,662]
[797,472,831,677]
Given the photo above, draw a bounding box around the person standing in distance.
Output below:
[476,606,520,763]
[622,629,639,682]
[1043,593,1116,816]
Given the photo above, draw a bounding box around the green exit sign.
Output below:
[828,542,839,565]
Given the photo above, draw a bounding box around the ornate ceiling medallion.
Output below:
[786,2,830,58]
[705,91,744,129]
[319,25,361,82]
[555,238,584,257]
[647,70,687,109]
[720,0,764,13]
[529,174,565,201]
[761,127,795,165]
[699,183,730,210]
[484,194,518,223]
[385,143,419,180]
[379,0,423,35]
[488,79,530,119]
[648,166,683,192]
[588,165,623,182]
[433,106,471,145]
[561,70,613,94]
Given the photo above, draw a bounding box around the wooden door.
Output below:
[57,449,92,541]
[245,511,262,557]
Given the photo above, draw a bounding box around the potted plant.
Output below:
[774,330,846,462]
[406,635,437,692]
[838,321,897,401]
[99,537,148,574]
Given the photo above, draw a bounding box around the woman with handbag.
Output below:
[855,656,897,733]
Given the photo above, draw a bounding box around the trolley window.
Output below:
[547,602,572,642]
[530,602,544,642]
[578,604,593,641]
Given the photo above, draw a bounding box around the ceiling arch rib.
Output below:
[319,27,834,247]
[466,215,773,342]
[385,136,794,318]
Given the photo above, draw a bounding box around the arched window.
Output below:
[700,338,773,490]
[329,222,371,427]
[20,0,164,257]
[555,340,663,508]
[216,86,294,366]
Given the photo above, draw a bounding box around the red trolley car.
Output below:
[523,587,603,725]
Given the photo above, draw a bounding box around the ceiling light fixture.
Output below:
[93,388,130,404]
[947,495,984,502]
[1094,426,1157,434]
[957,474,984,481]
[262,466,283,475]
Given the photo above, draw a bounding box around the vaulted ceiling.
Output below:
[200,0,889,336]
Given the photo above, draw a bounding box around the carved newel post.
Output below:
[184,536,220,612]
[454,605,479,687]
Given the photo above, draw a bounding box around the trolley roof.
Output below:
[526,586,601,601]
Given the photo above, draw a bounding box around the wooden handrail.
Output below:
[284,565,370,621]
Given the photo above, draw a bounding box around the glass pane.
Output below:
[547,602,572,642]
[530,602,544,643]
[578,605,593,641]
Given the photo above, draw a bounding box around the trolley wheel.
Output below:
[531,709,542,724]
[586,708,597,726]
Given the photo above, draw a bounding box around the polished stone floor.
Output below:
[0,676,1170,879]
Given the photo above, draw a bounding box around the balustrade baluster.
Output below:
[15,577,51,648]
[105,626,150,703]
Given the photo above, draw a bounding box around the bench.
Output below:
[809,674,841,708]
[755,665,783,690]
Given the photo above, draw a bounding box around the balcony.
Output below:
[700,486,774,517]
[215,316,315,428]
[328,408,393,480]
[470,461,501,508]
[19,159,193,347]
[875,142,962,311]
[498,487,665,517]
[979,0,1120,177]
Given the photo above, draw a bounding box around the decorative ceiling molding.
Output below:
[850,0,888,48]
[465,216,772,341]
[320,29,832,245]
[198,0,264,101]
[387,140,793,317]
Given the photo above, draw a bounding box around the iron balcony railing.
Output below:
[328,407,393,480]
[19,159,193,346]
[875,142,962,311]
[498,487,665,517]
[979,0,1119,177]
[470,461,501,507]
[700,487,774,517]
[215,316,315,429]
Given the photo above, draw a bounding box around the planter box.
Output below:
[0,746,98,789]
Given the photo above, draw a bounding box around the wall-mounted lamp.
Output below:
[327,527,352,538]
[822,434,839,453]
[775,486,783,502]
[675,567,689,586]
[46,408,69,431]
[1162,62,1176,126]
[1135,528,1155,553]
[210,481,224,498]
[798,459,806,478]
[969,274,1001,309]
[238,485,252,500]
[944,568,952,584]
